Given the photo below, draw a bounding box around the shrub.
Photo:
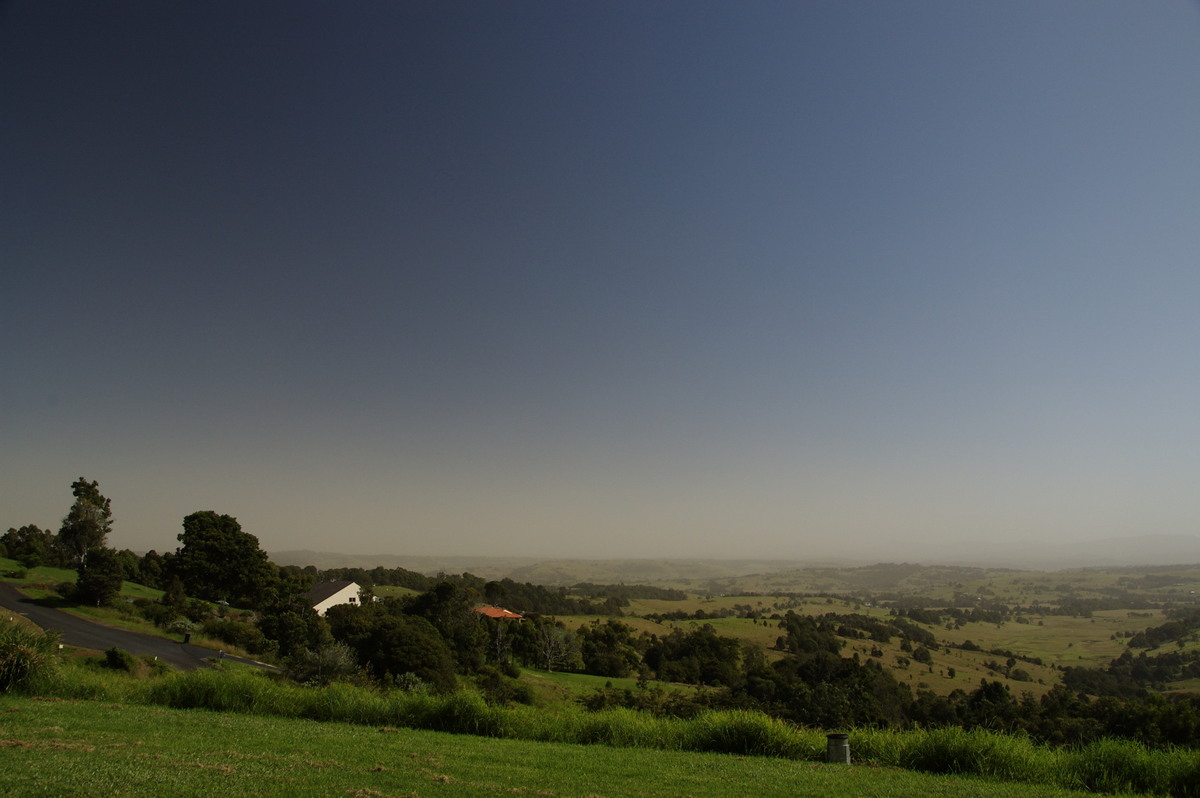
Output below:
[136,601,178,628]
[104,647,137,672]
[473,665,535,706]
[202,618,270,655]
[168,618,199,636]
[393,672,433,694]
[286,643,361,686]
[0,621,61,693]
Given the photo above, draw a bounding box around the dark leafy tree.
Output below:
[113,549,141,582]
[57,478,112,567]
[577,620,642,678]
[404,581,487,672]
[138,550,166,589]
[2,525,56,568]
[172,511,276,606]
[162,573,187,609]
[643,625,743,687]
[74,546,125,606]
[326,602,457,691]
[256,595,332,660]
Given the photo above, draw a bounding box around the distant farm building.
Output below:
[474,605,523,620]
[308,580,361,616]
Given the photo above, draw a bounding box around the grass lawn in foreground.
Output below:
[0,696,1132,798]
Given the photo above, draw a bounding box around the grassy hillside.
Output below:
[0,694,1153,798]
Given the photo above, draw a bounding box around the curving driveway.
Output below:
[0,582,273,672]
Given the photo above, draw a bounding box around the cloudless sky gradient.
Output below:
[3,1,1199,561]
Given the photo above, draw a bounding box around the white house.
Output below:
[307,580,361,616]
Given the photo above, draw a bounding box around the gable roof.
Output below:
[307,580,358,605]
[474,605,523,620]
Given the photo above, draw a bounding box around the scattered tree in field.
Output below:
[57,478,112,567]
[172,511,275,606]
[74,546,126,606]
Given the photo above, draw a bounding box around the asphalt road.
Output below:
[0,582,273,672]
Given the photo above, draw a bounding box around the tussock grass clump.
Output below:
[143,667,297,716]
[680,710,818,759]
[1058,737,1200,797]
[893,726,1048,782]
[421,689,508,737]
[294,679,389,725]
[55,661,136,701]
[0,621,61,694]
[575,706,679,749]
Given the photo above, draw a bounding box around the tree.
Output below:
[530,618,580,672]
[57,478,112,567]
[172,511,275,606]
[2,525,55,568]
[286,642,360,686]
[139,550,166,589]
[326,603,457,691]
[74,546,125,606]
[256,594,332,660]
[404,581,486,672]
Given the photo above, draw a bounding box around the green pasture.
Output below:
[939,568,1200,607]
[0,556,164,603]
[520,666,647,701]
[0,695,1157,798]
[938,611,1163,669]
[558,614,669,638]
[578,587,1178,699]
[624,593,890,619]
[371,584,420,599]
[685,563,1200,606]
[0,557,78,585]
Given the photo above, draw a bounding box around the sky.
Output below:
[3,1,1199,563]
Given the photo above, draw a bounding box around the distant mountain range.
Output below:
[271,533,1200,584]
[885,533,1200,570]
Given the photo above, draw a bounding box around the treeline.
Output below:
[442,573,627,616]
[1063,649,1200,695]
[1127,608,1200,649]
[570,582,687,601]
[316,565,429,591]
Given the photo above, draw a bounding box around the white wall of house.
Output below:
[312,582,361,616]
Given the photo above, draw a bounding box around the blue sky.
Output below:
[3,1,1199,561]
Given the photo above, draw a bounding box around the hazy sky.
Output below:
[3,1,1199,562]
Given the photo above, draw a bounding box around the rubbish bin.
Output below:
[183,633,191,644]
[826,733,850,764]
